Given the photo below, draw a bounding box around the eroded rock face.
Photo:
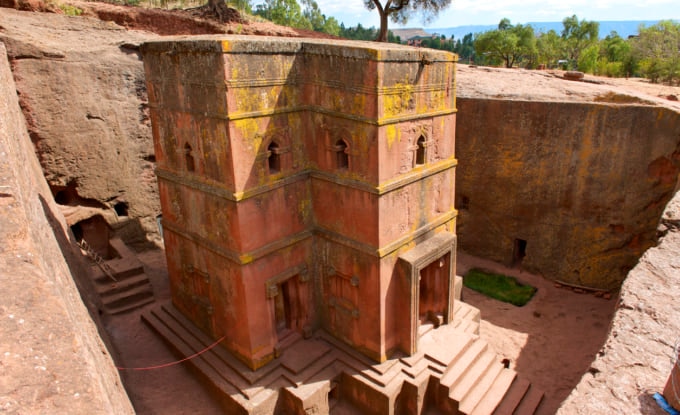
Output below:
[0,41,134,415]
[0,8,160,242]
[455,82,680,290]
[557,190,680,414]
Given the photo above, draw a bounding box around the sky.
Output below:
[313,0,679,29]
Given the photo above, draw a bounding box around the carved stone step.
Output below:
[469,369,516,415]
[440,340,488,389]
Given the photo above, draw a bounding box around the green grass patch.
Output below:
[463,268,536,307]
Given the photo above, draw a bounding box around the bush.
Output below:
[59,4,83,15]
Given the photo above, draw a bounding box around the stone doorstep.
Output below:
[141,301,544,415]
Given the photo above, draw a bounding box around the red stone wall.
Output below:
[142,37,458,368]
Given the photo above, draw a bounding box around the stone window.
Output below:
[267,141,281,174]
[184,143,195,172]
[415,135,426,166]
[334,139,349,169]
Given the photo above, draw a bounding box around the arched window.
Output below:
[184,143,195,172]
[268,141,281,174]
[335,139,349,169]
[415,135,426,166]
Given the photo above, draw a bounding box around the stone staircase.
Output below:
[88,238,154,314]
[141,293,543,414]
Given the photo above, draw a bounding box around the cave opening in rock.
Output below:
[114,201,129,217]
[512,238,527,267]
[50,180,107,209]
[71,215,118,259]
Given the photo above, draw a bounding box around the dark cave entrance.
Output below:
[512,238,527,267]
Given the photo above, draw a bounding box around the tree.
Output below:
[633,20,680,84]
[474,19,536,68]
[364,0,452,42]
[577,43,599,73]
[535,29,564,68]
[596,31,634,77]
[255,0,312,30]
[455,32,475,63]
[321,16,341,36]
[561,15,599,69]
[340,23,378,40]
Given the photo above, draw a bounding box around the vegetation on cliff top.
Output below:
[90,0,680,85]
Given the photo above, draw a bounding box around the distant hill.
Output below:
[422,20,670,40]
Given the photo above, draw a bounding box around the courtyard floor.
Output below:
[104,247,616,414]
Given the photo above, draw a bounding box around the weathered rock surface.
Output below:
[558,188,680,414]
[1,8,160,242]
[2,5,680,414]
[0,42,133,414]
[456,65,680,290]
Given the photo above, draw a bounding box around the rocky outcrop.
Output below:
[557,189,680,414]
[0,42,133,414]
[0,8,160,243]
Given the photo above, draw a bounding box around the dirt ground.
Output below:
[104,247,616,414]
[103,248,223,415]
[457,252,617,415]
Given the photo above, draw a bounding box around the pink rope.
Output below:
[117,334,226,371]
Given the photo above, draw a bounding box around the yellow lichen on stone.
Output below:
[233,118,261,154]
[352,93,366,116]
[386,125,400,149]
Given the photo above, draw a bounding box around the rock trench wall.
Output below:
[0,42,133,414]
[3,8,680,410]
[1,11,159,244]
[558,188,680,414]
[456,97,680,290]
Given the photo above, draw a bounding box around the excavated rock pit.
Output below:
[2,4,680,414]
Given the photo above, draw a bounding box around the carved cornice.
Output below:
[156,156,457,201]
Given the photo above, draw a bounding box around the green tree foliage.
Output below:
[577,43,600,73]
[632,20,680,85]
[254,0,312,30]
[364,0,452,42]
[474,19,536,68]
[466,13,675,84]
[421,35,455,51]
[229,0,252,13]
[596,31,635,77]
[561,15,599,69]
[340,23,378,40]
[338,24,401,43]
[301,0,340,35]
[455,33,475,63]
[535,29,564,68]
